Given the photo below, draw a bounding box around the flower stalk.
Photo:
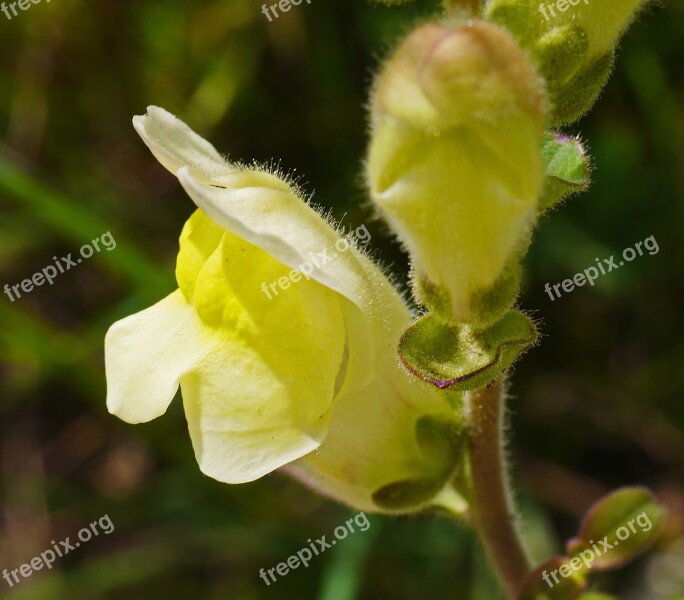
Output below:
[467,379,531,598]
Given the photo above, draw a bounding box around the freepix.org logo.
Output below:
[544,235,659,301]
[260,224,371,300]
[1,0,53,21]
[3,231,117,303]
[259,512,370,586]
[261,0,312,22]
[2,515,115,589]
[539,0,590,22]
[541,511,654,589]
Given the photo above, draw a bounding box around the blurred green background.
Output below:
[0,0,682,598]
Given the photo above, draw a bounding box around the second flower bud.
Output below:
[366,20,546,327]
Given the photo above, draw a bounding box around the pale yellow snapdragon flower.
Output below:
[105,107,465,514]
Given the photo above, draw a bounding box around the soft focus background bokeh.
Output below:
[0,0,682,598]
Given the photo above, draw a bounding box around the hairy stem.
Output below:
[467,379,530,598]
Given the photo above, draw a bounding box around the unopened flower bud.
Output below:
[367,21,545,327]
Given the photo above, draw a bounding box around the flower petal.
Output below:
[180,241,347,483]
[107,226,348,483]
[177,167,376,312]
[175,209,225,300]
[133,106,413,390]
[287,349,467,513]
[180,331,336,483]
[176,168,411,386]
[133,107,404,326]
[132,106,231,180]
[105,289,204,424]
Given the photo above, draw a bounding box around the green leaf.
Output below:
[566,487,666,571]
[577,594,617,600]
[517,556,587,600]
[398,310,537,390]
[539,132,591,213]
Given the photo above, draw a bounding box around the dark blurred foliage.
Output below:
[0,0,682,598]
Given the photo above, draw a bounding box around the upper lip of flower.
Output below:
[133,104,409,327]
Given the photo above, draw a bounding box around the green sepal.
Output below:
[415,414,467,473]
[566,486,666,571]
[469,261,523,328]
[485,0,536,45]
[517,556,587,600]
[486,0,643,125]
[398,309,537,391]
[533,24,588,86]
[539,132,591,213]
[415,260,523,330]
[372,414,467,511]
[547,52,614,127]
[372,477,451,510]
